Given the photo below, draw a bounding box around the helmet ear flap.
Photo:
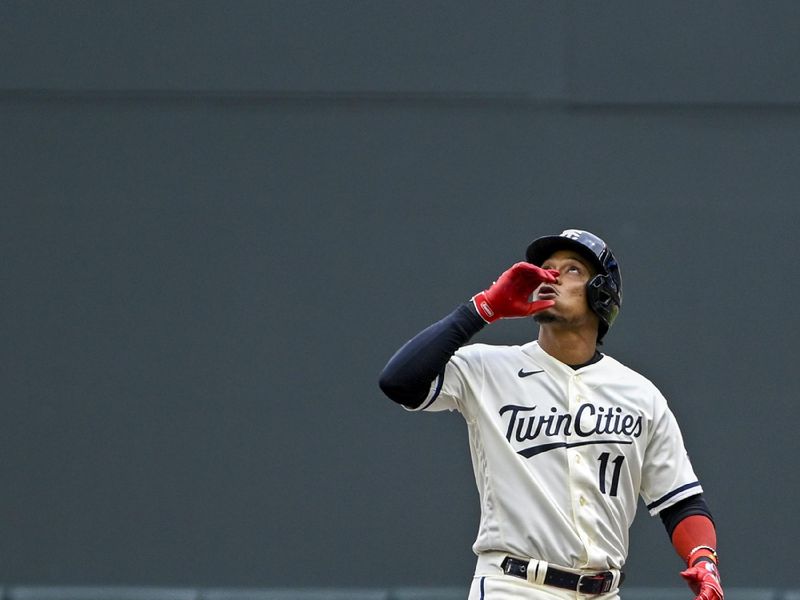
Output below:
[587,274,621,341]
[588,275,615,308]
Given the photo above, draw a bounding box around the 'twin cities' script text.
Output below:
[500,403,643,443]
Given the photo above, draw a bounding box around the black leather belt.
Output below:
[501,556,622,595]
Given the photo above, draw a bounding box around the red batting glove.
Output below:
[681,560,724,600]
[471,262,559,323]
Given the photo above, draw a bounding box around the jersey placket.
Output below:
[567,371,604,567]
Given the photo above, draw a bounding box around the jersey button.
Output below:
[579,496,587,506]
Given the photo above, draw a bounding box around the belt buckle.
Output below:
[577,573,612,595]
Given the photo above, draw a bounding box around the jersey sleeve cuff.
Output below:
[402,373,444,412]
[647,481,703,516]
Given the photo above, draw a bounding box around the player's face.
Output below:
[533,250,599,328]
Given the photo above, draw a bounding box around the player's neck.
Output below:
[536,327,598,367]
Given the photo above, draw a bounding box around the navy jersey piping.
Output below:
[647,481,702,511]
[419,371,445,410]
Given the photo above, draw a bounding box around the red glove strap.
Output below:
[472,291,498,323]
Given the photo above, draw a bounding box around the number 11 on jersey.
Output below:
[598,452,625,496]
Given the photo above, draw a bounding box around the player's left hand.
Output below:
[680,561,724,600]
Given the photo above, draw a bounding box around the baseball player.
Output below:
[379,229,722,600]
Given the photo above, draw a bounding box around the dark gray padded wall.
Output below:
[1,1,797,591]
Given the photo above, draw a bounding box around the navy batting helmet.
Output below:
[525,229,622,342]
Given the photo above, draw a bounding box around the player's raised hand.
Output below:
[472,262,559,323]
[681,561,724,600]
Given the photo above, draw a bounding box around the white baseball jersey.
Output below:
[410,340,701,571]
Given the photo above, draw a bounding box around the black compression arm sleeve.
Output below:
[378,302,486,409]
[660,494,714,539]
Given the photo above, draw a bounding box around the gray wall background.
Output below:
[1,0,798,591]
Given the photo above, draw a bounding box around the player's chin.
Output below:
[533,310,560,324]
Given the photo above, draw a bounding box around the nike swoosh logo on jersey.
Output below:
[518,368,545,378]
